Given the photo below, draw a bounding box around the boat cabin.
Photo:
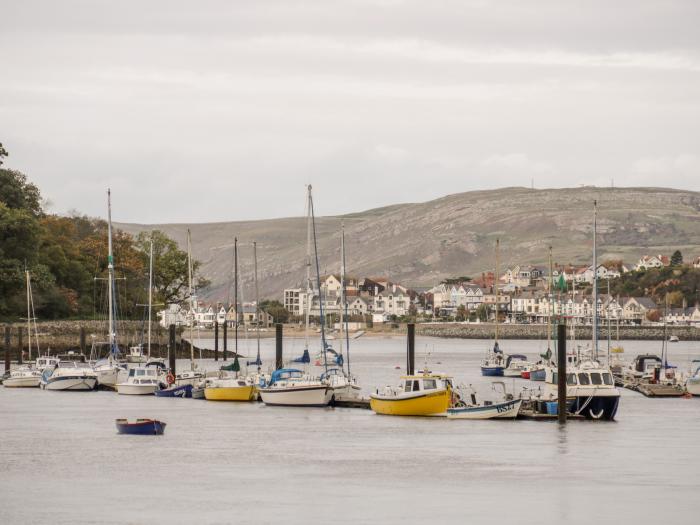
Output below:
[631,354,662,374]
[400,374,452,393]
[550,370,615,387]
[35,356,60,369]
[270,368,305,384]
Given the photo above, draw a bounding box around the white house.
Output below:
[158,304,188,328]
[635,255,669,271]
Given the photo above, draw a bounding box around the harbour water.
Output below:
[1,336,699,524]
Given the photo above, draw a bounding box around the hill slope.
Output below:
[116,186,700,302]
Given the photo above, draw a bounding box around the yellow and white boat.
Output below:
[370,372,453,416]
[204,377,257,402]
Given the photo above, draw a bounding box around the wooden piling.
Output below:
[407,323,415,375]
[275,323,283,370]
[4,326,10,371]
[168,324,176,375]
[223,321,228,361]
[79,326,86,354]
[557,323,567,424]
[17,327,23,365]
[214,320,219,361]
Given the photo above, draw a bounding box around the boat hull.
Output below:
[116,383,159,395]
[503,369,523,378]
[447,399,522,420]
[569,395,620,421]
[204,385,256,401]
[686,379,700,396]
[370,389,450,416]
[259,385,332,407]
[43,376,97,391]
[480,366,504,377]
[530,368,546,381]
[3,376,40,388]
[116,419,166,435]
[521,370,531,379]
[154,384,193,398]
[94,367,121,390]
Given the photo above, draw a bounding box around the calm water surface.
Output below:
[1,336,699,524]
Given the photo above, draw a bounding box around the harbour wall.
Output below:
[415,323,700,341]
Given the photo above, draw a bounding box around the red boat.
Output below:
[521,369,531,379]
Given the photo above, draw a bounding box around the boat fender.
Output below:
[166,372,175,385]
[589,407,605,420]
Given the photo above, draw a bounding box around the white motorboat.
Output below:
[447,382,522,419]
[3,366,41,388]
[126,345,148,363]
[686,359,700,396]
[116,366,165,395]
[503,354,530,378]
[259,368,332,407]
[41,362,98,391]
[669,335,680,343]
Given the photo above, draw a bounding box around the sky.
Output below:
[2,0,700,223]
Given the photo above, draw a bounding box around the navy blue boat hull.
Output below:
[530,368,546,381]
[480,366,504,377]
[154,384,192,398]
[116,420,166,435]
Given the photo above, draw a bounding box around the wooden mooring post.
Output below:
[4,326,10,371]
[79,326,86,354]
[407,323,415,375]
[557,323,567,424]
[275,323,283,370]
[17,327,23,365]
[214,320,219,361]
[223,322,228,361]
[168,324,176,375]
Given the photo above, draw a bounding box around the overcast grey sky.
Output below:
[2,0,699,223]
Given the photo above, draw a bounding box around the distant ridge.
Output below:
[116,186,700,302]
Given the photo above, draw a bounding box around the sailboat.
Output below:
[3,271,42,388]
[156,229,203,398]
[117,235,167,395]
[258,186,332,407]
[204,238,259,402]
[529,246,555,381]
[89,189,126,390]
[480,239,505,376]
[322,221,361,402]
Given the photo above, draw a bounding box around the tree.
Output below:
[455,304,467,321]
[259,299,290,323]
[135,230,210,306]
[0,142,7,166]
[670,250,683,266]
[666,290,684,307]
[646,309,661,322]
[475,304,489,322]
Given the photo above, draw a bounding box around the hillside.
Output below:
[116,187,700,302]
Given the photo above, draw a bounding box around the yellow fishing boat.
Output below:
[370,372,453,416]
[204,377,256,402]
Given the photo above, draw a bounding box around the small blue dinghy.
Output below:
[115,419,166,435]
[154,384,192,398]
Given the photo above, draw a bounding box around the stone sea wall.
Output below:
[415,322,700,341]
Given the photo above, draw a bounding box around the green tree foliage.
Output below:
[609,266,700,307]
[0,142,7,166]
[259,299,290,323]
[135,230,210,305]
[670,250,683,266]
[0,154,208,320]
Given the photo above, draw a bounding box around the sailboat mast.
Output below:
[548,246,553,352]
[234,237,238,358]
[494,239,499,343]
[254,241,261,370]
[592,200,599,361]
[147,235,153,359]
[107,189,116,357]
[309,188,329,373]
[304,185,312,352]
[606,279,611,366]
[341,222,350,375]
[26,270,32,360]
[187,229,194,369]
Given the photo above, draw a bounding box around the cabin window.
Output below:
[577,373,590,385]
[413,380,420,391]
[566,373,576,385]
[602,373,613,385]
[423,379,437,390]
[590,373,602,385]
[404,380,413,392]
[552,372,558,384]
